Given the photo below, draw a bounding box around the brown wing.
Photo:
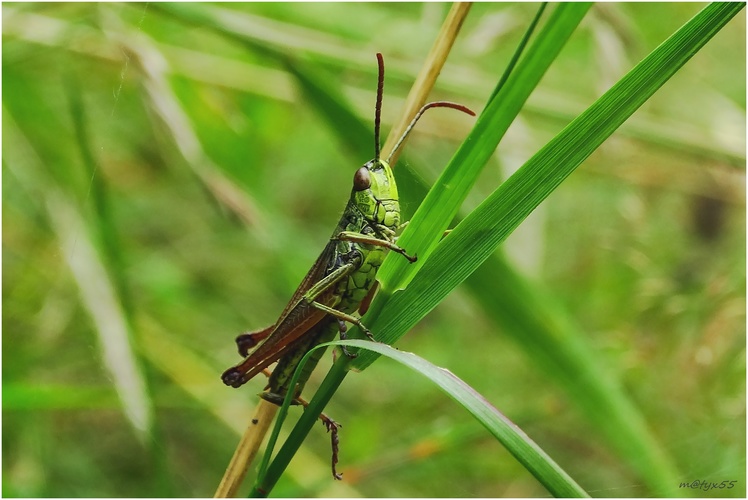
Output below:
[223,240,348,386]
[270,239,339,329]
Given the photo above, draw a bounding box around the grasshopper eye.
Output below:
[353,167,371,191]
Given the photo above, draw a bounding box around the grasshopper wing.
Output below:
[222,241,350,387]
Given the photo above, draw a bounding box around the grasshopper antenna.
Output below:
[374,53,385,162]
[386,101,475,165]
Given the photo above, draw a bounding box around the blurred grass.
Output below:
[3,3,746,498]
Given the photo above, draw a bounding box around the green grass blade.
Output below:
[465,254,682,495]
[253,3,745,494]
[375,3,592,294]
[251,356,348,497]
[64,68,181,493]
[152,0,744,494]
[353,0,745,369]
[251,7,590,494]
[344,340,588,497]
[269,2,740,494]
[4,108,155,441]
[258,340,589,497]
[484,2,549,108]
[4,3,742,497]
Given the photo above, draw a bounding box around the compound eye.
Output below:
[353,166,371,191]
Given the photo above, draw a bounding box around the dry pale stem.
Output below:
[382,2,472,165]
[214,400,279,498]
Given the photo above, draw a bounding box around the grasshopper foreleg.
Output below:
[334,231,417,263]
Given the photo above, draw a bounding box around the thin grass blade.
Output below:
[4,110,154,440]
[258,339,589,497]
[353,1,745,367]
[262,2,742,495]
[374,3,592,294]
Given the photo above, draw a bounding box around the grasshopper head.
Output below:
[350,157,400,229]
[347,52,473,233]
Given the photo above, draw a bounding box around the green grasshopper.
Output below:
[222,53,474,479]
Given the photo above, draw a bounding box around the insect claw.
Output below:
[341,345,358,359]
[261,391,286,405]
[323,419,342,432]
[235,334,257,357]
[235,326,274,357]
[221,367,246,388]
[321,416,343,480]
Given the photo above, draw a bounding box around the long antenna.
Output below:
[386,101,475,164]
[374,53,385,161]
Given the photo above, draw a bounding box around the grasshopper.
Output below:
[221,53,474,479]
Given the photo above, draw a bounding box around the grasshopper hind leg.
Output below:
[221,367,245,388]
[235,325,274,357]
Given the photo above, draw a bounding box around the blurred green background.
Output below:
[3,3,745,497]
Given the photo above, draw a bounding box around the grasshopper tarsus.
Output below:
[390,243,416,263]
[260,391,302,406]
[235,333,258,357]
[273,392,343,480]
[340,346,358,359]
[321,416,343,480]
[362,328,376,342]
[341,347,358,359]
[235,325,274,357]
[336,319,358,358]
[334,230,416,264]
[221,367,245,388]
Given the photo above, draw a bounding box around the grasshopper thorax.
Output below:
[350,157,400,230]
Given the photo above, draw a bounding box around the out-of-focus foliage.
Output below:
[3,3,745,498]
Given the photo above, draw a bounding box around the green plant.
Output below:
[3,3,744,498]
